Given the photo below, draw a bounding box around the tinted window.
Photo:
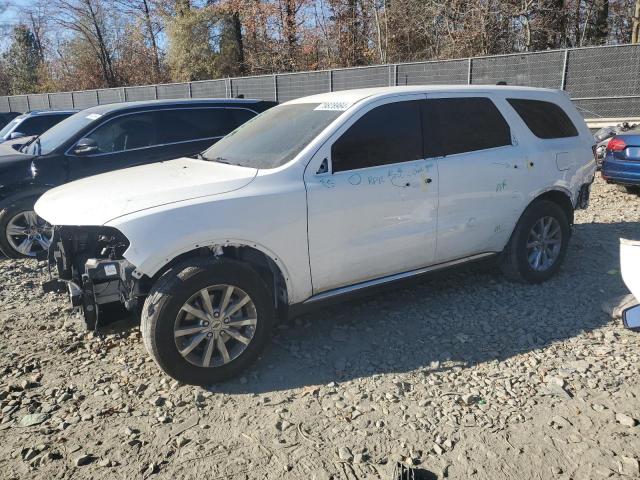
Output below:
[202,103,342,169]
[26,111,101,155]
[332,101,423,172]
[19,114,71,136]
[156,108,251,144]
[0,117,22,138]
[507,98,578,139]
[84,113,156,154]
[425,97,511,156]
[228,108,256,129]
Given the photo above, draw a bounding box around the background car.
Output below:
[0,110,77,143]
[593,122,638,169]
[0,111,21,129]
[0,98,276,258]
[602,132,640,193]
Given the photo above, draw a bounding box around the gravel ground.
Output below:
[1,174,640,480]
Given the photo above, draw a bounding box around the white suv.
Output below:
[36,86,596,385]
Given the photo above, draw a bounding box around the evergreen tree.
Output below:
[4,25,42,94]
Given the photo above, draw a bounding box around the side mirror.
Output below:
[622,304,640,332]
[10,131,25,140]
[73,137,98,155]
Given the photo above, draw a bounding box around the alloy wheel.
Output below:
[6,210,53,257]
[526,216,562,272]
[174,284,258,368]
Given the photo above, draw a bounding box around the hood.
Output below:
[35,158,258,226]
[1,135,36,151]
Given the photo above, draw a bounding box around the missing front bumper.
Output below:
[44,257,141,331]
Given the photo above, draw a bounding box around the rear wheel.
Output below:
[141,257,274,385]
[500,200,570,283]
[0,198,53,258]
[619,185,640,194]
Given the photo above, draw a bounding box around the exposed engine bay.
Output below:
[43,226,143,330]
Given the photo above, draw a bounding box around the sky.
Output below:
[0,0,32,49]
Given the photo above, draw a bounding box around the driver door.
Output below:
[304,96,439,294]
[66,111,164,182]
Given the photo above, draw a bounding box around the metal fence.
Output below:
[1,43,639,119]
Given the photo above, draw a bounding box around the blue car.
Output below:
[602,132,640,193]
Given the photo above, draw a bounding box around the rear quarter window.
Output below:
[507,98,578,139]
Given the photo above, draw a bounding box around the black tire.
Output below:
[499,200,570,284]
[619,185,640,195]
[141,257,275,385]
[0,197,48,259]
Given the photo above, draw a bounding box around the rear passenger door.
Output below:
[426,94,526,262]
[154,107,257,158]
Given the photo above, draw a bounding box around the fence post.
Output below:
[329,70,333,92]
[25,95,30,112]
[46,93,51,110]
[225,78,231,98]
[392,65,397,86]
[467,58,473,84]
[187,82,192,98]
[95,89,99,106]
[154,85,158,99]
[560,49,569,90]
[273,74,278,102]
[71,92,75,109]
[122,87,127,102]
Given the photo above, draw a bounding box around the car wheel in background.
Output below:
[617,185,640,194]
[0,198,53,258]
[500,200,570,284]
[141,257,275,385]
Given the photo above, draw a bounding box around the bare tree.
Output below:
[114,0,163,81]
[52,0,118,86]
[632,0,640,42]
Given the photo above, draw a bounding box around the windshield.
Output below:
[0,117,22,138]
[201,103,343,169]
[23,111,102,156]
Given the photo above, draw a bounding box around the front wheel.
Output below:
[141,257,275,385]
[499,200,570,283]
[0,198,53,258]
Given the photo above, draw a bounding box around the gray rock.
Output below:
[615,413,637,427]
[74,454,94,466]
[620,456,639,476]
[338,446,353,462]
[601,294,638,319]
[19,413,49,427]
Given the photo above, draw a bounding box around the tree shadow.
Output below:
[211,220,639,394]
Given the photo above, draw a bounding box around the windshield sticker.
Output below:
[86,113,102,120]
[314,102,350,111]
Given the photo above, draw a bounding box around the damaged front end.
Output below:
[42,226,144,331]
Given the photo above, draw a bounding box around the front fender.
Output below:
[0,185,51,209]
[106,188,312,303]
